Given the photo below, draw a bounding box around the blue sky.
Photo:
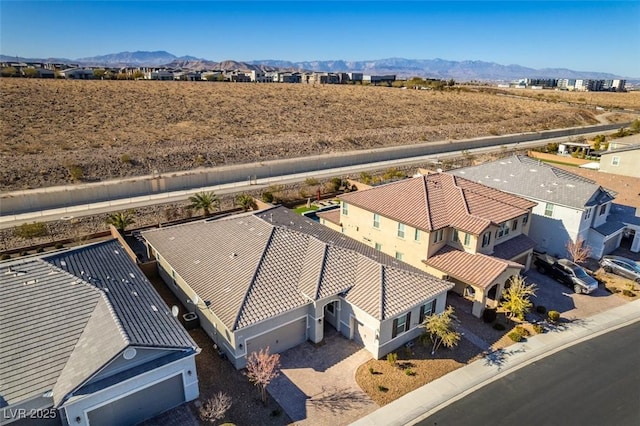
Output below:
[1,1,639,77]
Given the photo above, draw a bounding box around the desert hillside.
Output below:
[1,79,636,190]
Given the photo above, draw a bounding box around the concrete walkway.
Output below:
[351,299,640,426]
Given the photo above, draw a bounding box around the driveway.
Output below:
[524,269,627,320]
[268,327,378,425]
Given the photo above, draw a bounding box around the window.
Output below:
[584,208,592,220]
[611,156,620,166]
[419,299,437,323]
[397,223,405,238]
[512,219,518,231]
[452,229,460,242]
[496,223,510,239]
[544,203,554,217]
[599,204,607,216]
[414,228,421,241]
[463,233,471,246]
[342,202,348,216]
[373,213,380,229]
[392,312,411,338]
[375,242,382,251]
[395,251,404,261]
[522,213,529,225]
[433,229,444,243]
[481,231,491,247]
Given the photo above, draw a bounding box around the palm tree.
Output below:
[236,194,258,212]
[105,211,135,233]
[188,191,219,217]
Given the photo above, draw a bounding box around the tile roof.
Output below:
[0,240,197,409]
[316,208,341,225]
[450,155,616,210]
[143,207,453,328]
[492,234,538,261]
[425,245,523,289]
[339,173,535,235]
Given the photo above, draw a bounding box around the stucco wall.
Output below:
[600,150,640,178]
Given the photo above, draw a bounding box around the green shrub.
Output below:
[67,164,84,182]
[493,323,506,331]
[377,385,388,392]
[261,191,274,203]
[54,243,64,249]
[508,329,523,342]
[405,369,416,376]
[36,247,45,253]
[15,222,49,240]
[386,352,398,366]
[622,289,636,297]
[533,324,545,334]
[482,308,497,323]
[0,254,11,260]
[515,325,531,337]
[548,310,561,322]
[368,366,375,375]
[536,305,547,314]
[329,177,343,192]
[120,154,132,164]
[19,251,28,256]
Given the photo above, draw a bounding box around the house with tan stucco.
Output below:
[327,173,537,317]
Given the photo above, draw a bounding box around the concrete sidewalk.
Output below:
[351,299,640,426]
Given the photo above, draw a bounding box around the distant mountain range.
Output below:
[0,51,632,80]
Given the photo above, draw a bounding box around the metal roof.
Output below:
[143,207,453,327]
[600,143,640,155]
[451,155,616,210]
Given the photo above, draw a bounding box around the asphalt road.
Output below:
[417,322,640,426]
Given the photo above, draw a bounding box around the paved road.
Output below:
[416,322,640,426]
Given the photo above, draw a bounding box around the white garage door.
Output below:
[245,318,307,355]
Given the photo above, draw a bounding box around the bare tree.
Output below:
[199,392,232,423]
[566,237,591,265]
[500,275,537,321]
[246,347,281,405]
[422,306,461,355]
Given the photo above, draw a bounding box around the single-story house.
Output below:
[143,206,453,369]
[0,240,199,426]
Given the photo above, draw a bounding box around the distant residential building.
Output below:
[146,70,174,80]
[525,78,558,88]
[58,67,94,79]
[363,74,396,85]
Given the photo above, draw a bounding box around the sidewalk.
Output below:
[351,299,640,426]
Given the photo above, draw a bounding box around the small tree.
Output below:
[105,210,135,233]
[422,306,461,355]
[566,237,591,265]
[236,194,257,212]
[199,392,232,423]
[1,66,17,77]
[15,222,49,241]
[500,275,537,321]
[188,191,219,217]
[246,347,280,405]
[23,68,38,78]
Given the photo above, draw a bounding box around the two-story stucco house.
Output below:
[451,155,623,259]
[331,172,537,318]
[599,144,640,178]
[143,206,453,368]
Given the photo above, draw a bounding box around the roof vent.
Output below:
[230,253,237,258]
[529,169,537,172]
[567,184,575,188]
[114,250,119,255]
[493,178,501,182]
[60,261,67,267]
[552,182,558,186]
[151,305,158,312]
[132,291,138,297]
[24,279,38,285]
[169,236,175,240]
[194,259,201,264]
[129,272,135,279]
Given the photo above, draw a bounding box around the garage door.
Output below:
[87,374,184,426]
[245,318,307,355]
[603,235,620,256]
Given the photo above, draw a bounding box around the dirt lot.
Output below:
[2,79,631,191]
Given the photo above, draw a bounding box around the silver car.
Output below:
[600,255,640,283]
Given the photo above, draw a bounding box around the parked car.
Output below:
[534,253,599,294]
[600,255,640,283]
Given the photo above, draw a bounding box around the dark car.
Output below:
[600,255,640,283]
[534,253,598,294]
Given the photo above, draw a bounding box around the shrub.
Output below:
[548,310,561,323]
[368,366,374,375]
[54,243,64,249]
[533,324,545,334]
[304,177,319,187]
[622,289,636,297]
[67,164,84,182]
[120,154,132,164]
[536,305,547,314]
[36,247,45,253]
[515,325,531,337]
[0,254,10,260]
[15,222,49,240]
[261,191,274,203]
[329,177,342,192]
[386,352,398,366]
[508,329,523,342]
[20,251,28,256]
[482,308,497,323]
[377,385,388,392]
[493,323,506,331]
[405,369,416,376]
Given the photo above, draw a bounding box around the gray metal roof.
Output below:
[0,240,197,409]
[450,155,615,210]
[143,207,453,328]
[593,220,627,237]
[608,203,640,227]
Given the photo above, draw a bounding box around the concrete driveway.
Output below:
[268,328,377,425]
[524,269,627,320]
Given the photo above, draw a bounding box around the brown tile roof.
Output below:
[425,245,523,289]
[317,209,341,225]
[492,234,537,261]
[144,207,453,329]
[339,173,536,235]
